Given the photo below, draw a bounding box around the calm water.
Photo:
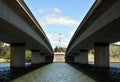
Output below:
[0,62,120,82]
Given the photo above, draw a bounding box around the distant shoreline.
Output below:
[89,55,120,63]
[0,56,120,63]
[0,58,10,63]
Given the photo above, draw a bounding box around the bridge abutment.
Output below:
[10,43,25,69]
[94,43,109,68]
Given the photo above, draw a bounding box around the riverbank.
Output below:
[0,58,10,63]
[89,54,120,62]
[0,55,120,63]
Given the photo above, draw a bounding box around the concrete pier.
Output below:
[79,50,88,64]
[45,55,54,63]
[74,53,80,63]
[65,56,74,63]
[39,55,45,63]
[31,50,46,64]
[94,43,109,68]
[10,43,25,68]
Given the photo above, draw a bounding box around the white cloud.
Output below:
[38,8,79,48]
[39,8,61,15]
[38,8,79,27]
[62,39,69,47]
[114,41,120,45]
[47,33,59,48]
[46,33,70,48]
[69,31,75,37]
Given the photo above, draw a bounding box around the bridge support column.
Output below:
[65,56,74,63]
[74,55,81,63]
[94,43,109,68]
[79,50,88,64]
[74,53,80,63]
[45,55,54,63]
[10,43,25,69]
[39,55,45,63]
[31,50,46,64]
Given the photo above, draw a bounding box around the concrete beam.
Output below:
[94,43,109,68]
[0,0,52,55]
[10,43,25,69]
[66,0,120,55]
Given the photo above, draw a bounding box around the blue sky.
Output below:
[24,0,95,48]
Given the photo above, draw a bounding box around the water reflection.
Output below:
[0,63,49,82]
[0,63,119,82]
[12,63,95,82]
[69,63,120,82]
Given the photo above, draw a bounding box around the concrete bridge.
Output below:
[1,0,119,69]
[66,0,120,68]
[0,0,53,68]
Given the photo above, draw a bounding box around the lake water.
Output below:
[0,62,120,82]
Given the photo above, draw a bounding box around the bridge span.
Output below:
[0,0,53,68]
[66,0,120,68]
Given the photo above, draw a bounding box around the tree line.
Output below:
[89,44,120,58]
[54,46,66,52]
[0,42,120,62]
[0,42,31,62]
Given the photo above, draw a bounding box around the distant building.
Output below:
[54,52,65,62]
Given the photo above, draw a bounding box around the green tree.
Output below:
[54,46,66,52]
[3,51,10,60]
[58,47,65,52]
[0,42,10,58]
[3,49,31,62]
[25,50,31,62]
[110,44,120,58]
[0,42,4,57]
[54,46,59,52]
